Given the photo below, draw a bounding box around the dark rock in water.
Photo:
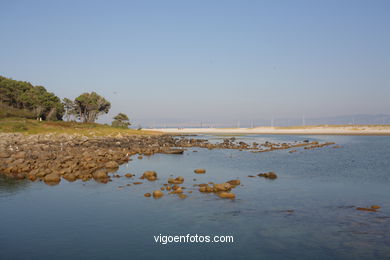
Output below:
[144,193,151,197]
[161,148,184,154]
[356,207,377,212]
[258,172,278,179]
[371,205,381,209]
[227,179,240,186]
[194,169,206,174]
[133,182,143,185]
[125,173,134,178]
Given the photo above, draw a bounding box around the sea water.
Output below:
[0,135,389,259]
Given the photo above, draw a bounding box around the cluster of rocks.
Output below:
[0,133,187,183]
[196,179,240,199]
[0,133,332,185]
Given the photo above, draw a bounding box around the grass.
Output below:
[0,118,160,136]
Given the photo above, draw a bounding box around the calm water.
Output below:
[0,135,389,260]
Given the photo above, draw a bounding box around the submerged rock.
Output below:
[356,207,377,212]
[258,172,278,179]
[227,179,240,186]
[218,192,235,199]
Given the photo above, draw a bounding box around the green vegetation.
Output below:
[61,92,111,123]
[0,76,64,120]
[111,113,131,128]
[0,118,158,136]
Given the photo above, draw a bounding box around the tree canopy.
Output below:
[0,76,64,120]
[73,92,111,123]
[111,113,131,128]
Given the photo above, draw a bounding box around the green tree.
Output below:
[111,113,131,128]
[0,76,64,120]
[62,98,76,121]
[74,92,111,123]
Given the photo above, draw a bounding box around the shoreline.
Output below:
[149,125,390,135]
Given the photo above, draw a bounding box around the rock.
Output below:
[105,161,119,169]
[144,193,151,197]
[153,190,164,198]
[356,207,377,212]
[161,148,184,154]
[125,173,134,178]
[142,171,157,181]
[133,182,143,185]
[171,188,183,194]
[44,173,61,183]
[194,169,206,174]
[258,172,278,179]
[227,179,240,186]
[14,152,26,159]
[0,152,10,158]
[138,155,143,159]
[27,173,37,181]
[213,183,232,192]
[218,192,235,199]
[63,173,76,182]
[168,176,184,184]
[178,194,188,199]
[371,205,381,209]
[93,169,108,179]
[199,185,213,193]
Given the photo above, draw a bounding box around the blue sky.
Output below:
[1,0,389,126]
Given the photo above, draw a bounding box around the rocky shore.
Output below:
[0,133,335,186]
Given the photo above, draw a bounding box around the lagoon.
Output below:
[0,135,389,259]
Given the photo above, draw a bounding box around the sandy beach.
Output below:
[150,125,390,135]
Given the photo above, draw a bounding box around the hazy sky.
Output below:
[1,0,389,126]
